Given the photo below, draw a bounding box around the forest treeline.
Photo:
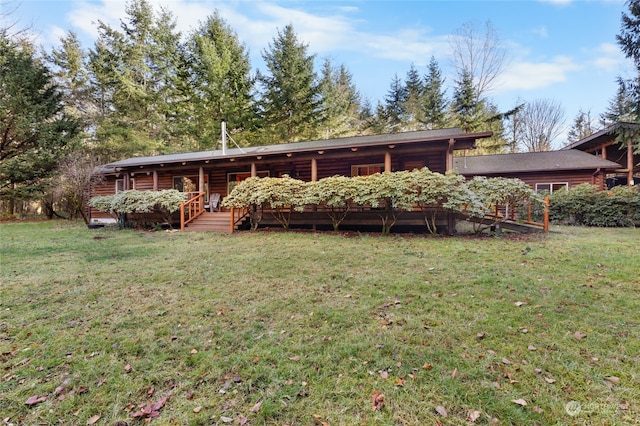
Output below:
[1,0,639,218]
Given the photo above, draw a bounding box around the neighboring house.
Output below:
[453,149,622,193]
[90,127,492,230]
[561,122,640,188]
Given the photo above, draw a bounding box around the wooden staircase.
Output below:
[184,211,233,232]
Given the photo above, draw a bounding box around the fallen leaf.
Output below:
[451,368,459,379]
[573,331,587,340]
[502,358,512,364]
[25,395,47,406]
[193,406,202,413]
[533,406,543,413]
[289,355,300,362]
[435,405,448,417]
[86,414,100,425]
[544,377,556,384]
[380,371,389,379]
[190,348,198,354]
[239,415,248,425]
[371,390,384,411]
[423,363,433,370]
[468,410,481,422]
[511,398,527,406]
[124,363,131,373]
[394,378,405,387]
[528,345,537,351]
[476,332,485,340]
[514,301,526,307]
[250,400,263,412]
[605,376,620,385]
[220,416,233,423]
[534,368,542,374]
[619,401,630,410]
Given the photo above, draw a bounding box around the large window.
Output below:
[535,182,568,193]
[351,164,384,176]
[115,178,134,193]
[227,171,269,194]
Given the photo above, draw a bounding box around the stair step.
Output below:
[185,212,245,232]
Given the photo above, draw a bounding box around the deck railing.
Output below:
[180,192,206,231]
[230,206,250,233]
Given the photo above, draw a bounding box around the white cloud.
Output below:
[531,26,548,39]
[494,56,581,92]
[590,42,627,73]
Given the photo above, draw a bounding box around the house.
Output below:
[561,122,640,188]
[453,149,622,193]
[90,127,492,231]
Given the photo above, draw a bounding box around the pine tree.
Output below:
[383,73,407,132]
[88,0,187,158]
[187,11,256,149]
[0,31,80,214]
[567,109,596,143]
[401,64,424,130]
[451,68,480,133]
[602,78,636,125]
[46,31,93,124]
[259,24,320,143]
[616,0,640,122]
[421,56,448,130]
[317,59,362,139]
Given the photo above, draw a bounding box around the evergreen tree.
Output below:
[88,0,187,158]
[0,31,80,214]
[601,78,636,125]
[421,56,448,130]
[46,31,93,125]
[383,73,406,132]
[401,64,424,130]
[259,24,320,143]
[567,109,596,143]
[317,59,362,139]
[451,68,480,133]
[616,0,640,123]
[187,11,256,149]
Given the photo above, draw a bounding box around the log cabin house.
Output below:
[90,127,491,232]
[89,124,632,233]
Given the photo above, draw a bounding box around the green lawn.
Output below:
[1,221,638,425]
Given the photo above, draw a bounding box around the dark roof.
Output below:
[453,149,622,175]
[561,122,640,151]
[102,127,492,170]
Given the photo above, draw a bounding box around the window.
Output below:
[535,182,568,193]
[227,171,269,194]
[351,164,384,176]
[115,178,134,192]
[173,176,196,192]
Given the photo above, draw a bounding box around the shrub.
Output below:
[89,190,187,228]
[305,176,360,231]
[551,184,640,227]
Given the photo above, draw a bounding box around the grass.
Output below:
[1,221,639,425]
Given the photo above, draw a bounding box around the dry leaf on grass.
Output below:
[371,390,385,411]
[25,395,47,406]
[511,398,527,406]
[573,331,587,339]
[468,410,481,422]
[86,414,100,425]
[131,394,169,419]
[435,405,448,417]
[250,400,263,412]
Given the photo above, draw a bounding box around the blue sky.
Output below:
[8,0,634,146]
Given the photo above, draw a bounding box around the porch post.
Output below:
[446,138,455,172]
[601,145,607,160]
[199,167,205,194]
[311,158,318,181]
[153,171,158,191]
[384,152,392,173]
[628,139,634,186]
[251,162,257,177]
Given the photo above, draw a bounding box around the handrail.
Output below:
[230,206,250,233]
[180,192,206,231]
